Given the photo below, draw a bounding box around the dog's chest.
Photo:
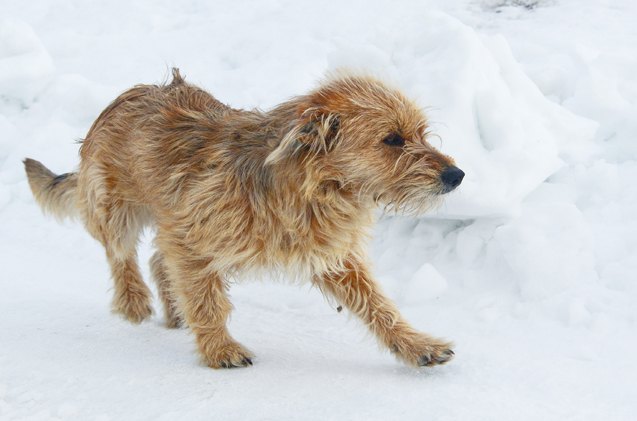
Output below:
[247,204,373,275]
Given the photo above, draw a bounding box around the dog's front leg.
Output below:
[317,259,454,367]
[163,253,254,368]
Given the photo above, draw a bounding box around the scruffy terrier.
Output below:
[24,69,464,369]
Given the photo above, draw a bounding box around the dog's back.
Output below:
[25,69,228,216]
[78,68,229,203]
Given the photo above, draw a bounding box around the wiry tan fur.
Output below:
[24,68,459,369]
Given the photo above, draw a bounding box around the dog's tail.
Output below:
[23,158,78,220]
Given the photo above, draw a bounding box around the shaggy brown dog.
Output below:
[24,69,464,369]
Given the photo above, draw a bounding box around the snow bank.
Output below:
[487,199,597,301]
[329,12,596,218]
[0,18,54,107]
[405,263,448,303]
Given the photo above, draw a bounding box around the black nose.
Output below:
[440,166,465,193]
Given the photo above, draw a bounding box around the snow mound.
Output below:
[0,18,54,107]
[487,200,597,301]
[404,263,448,304]
[329,12,596,218]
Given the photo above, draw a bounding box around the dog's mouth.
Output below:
[374,188,444,215]
[439,184,458,195]
[369,165,464,214]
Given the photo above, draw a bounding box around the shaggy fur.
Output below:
[24,68,463,369]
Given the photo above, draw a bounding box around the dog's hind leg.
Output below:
[80,179,153,323]
[150,250,183,328]
[316,258,454,367]
[106,247,153,324]
[100,203,153,324]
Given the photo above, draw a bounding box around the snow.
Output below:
[0,18,54,107]
[1,0,636,420]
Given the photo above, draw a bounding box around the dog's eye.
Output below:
[382,133,405,147]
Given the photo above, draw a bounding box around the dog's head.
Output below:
[267,75,463,213]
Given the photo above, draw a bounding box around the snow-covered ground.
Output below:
[1,0,636,419]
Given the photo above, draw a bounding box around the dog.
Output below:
[24,68,464,369]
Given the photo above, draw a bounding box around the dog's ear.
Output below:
[265,97,340,165]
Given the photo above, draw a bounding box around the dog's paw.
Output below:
[416,346,455,367]
[391,334,454,367]
[204,341,254,369]
[112,292,153,324]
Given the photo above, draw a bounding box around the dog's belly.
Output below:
[192,222,367,282]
